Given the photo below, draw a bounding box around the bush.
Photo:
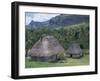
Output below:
[82,49,89,54]
[57,52,65,60]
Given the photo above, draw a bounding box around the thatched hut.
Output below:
[27,34,65,62]
[66,43,83,58]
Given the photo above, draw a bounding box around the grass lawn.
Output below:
[25,49,89,68]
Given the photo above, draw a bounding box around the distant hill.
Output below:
[26,14,89,29]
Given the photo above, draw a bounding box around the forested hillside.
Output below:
[25,22,89,54]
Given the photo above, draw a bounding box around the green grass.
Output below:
[25,50,89,68]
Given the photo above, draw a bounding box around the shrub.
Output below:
[57,52,65,60]
[82,49,89,54]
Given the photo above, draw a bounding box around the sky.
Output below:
[25,12,59,25]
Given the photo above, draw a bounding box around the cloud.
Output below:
[25,16,33,25]
[33,13,59,22]
[25,12,59,25]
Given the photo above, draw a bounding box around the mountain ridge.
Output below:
[26,14,89,29]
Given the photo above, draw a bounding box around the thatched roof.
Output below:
[67,43,82,55]
[28,35,65,57]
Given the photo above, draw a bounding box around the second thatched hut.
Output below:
[66,43,83,58]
